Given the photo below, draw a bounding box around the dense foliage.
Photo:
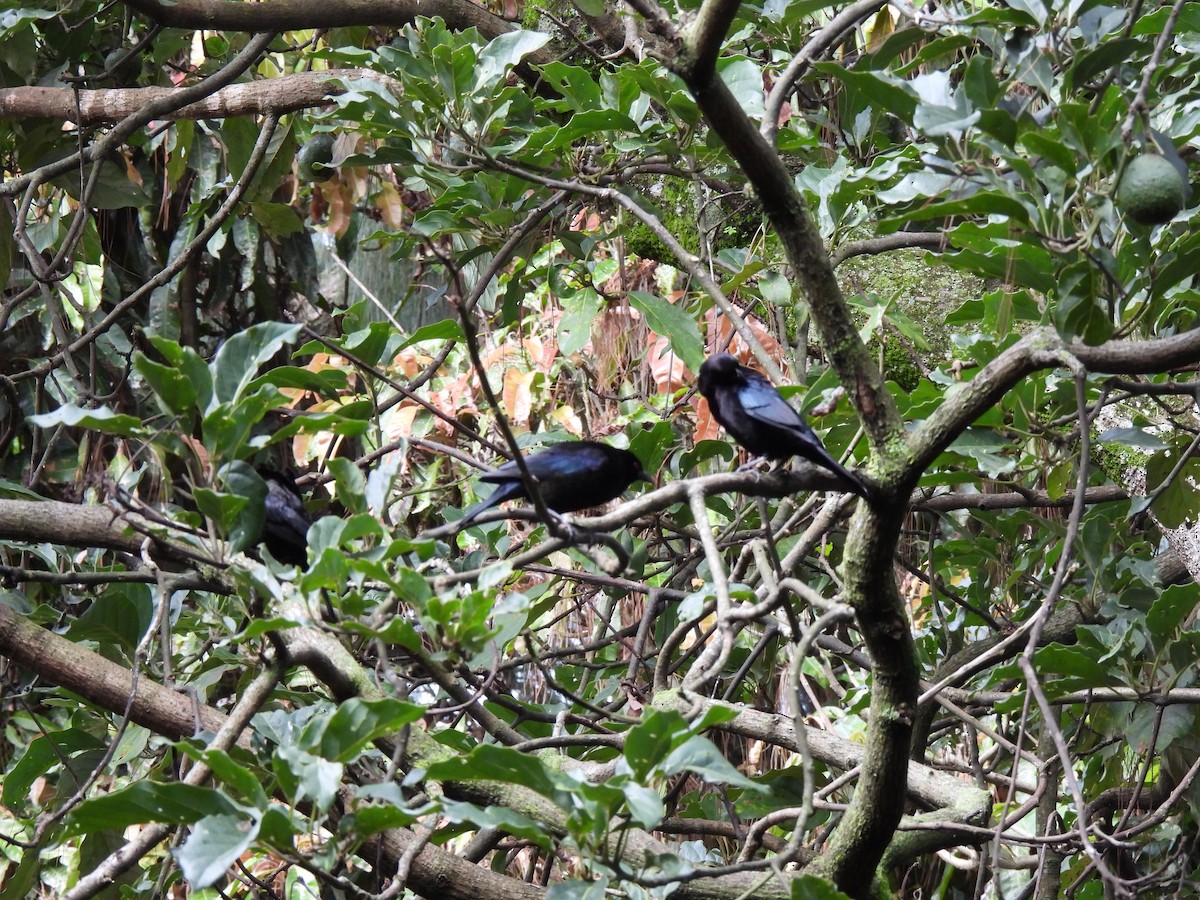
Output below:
[2,0,1200,898]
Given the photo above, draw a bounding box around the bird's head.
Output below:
[623,450,652,487]
[697,352,741,397]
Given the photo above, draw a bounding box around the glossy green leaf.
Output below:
[3,729,106,810]
[628,291,704,374]
[174,811,261,889]
[440,799,553,848]
[558,289,601,355]
[29,405,145,438]
[314,698,424,762]
[66,783,241,836]
[211,322,302,406]
[660,736,764,790]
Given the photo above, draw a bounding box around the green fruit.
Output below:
[297,133,336,182]
[1117,153,1187,225]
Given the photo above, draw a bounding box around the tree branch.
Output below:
[121,0,516,40]
[0,32,275,199]
[910,326,1200,476]
[0,69,397,124]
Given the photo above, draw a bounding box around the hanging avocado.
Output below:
[297,133,336,183]
[1117,153,1187,226]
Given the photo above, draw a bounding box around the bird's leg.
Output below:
[546,509,580,546]
[736,455,776,475]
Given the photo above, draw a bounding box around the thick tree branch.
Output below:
[830,231,948,266]
[914,485,1129,512]
[635,10,916,891]
[0,601,247,746]
[62,662,281,900]
[762,0,885,144]
[0,32,275,199]
[681,0,742,82]
[0,69,397,124]
[679,64,903,453]
[121,0,515,40]
[0,498,227,573]
[909,326,1200,476]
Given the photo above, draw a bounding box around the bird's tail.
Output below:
[459,497,496,527]
[459,482,521,527]
[805,445,872,500]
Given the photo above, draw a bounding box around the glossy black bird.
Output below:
[259,470,313,565]
[697,352,870,499]
[461,441,650,526]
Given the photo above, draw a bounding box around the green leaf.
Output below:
[248,201,304,238]
[1146,584,1199,640]
[947,429,1015,477]
[547,878,611,900]
[194,486,250,538]
[537,62,602,110]
[558,289,601,355]
[628,291,704,374]
[1033,644,1119,692]
[52,159,150,209]
[625,710,683,780]
[328,456,367,516]
[145,337,213,411]
[66,584,154,655]
[814,63,917,123]
[182,747,269,809]
[1052,262,1112,345]
[218,462,267,553]
[1131,5,1200,36]
[1097,428,1168,450]
[66,783,241,836]
[622,782,664,829]
[425,745,561,799]
[439,799,554,848]
[201,388,286,462]
[475,30,551,92]
[660,736,764,790]
[398,318,465,349]
[314,698,424,762]
[221,115,260,181]
[717,57,764,120]
[254,365,349,396]
[210,322,302,406]
[3,729,106,810]
[1143,449,1200,528]
[28,404,145,438]
[174,812,261,889]
[135,355,198,417]
[274,743,342,812]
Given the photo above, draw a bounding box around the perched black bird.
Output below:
[697,353,870,499]
[260,470,313,565]
[461,441,650,526]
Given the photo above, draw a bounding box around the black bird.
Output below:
[260,470,313,565]
[461,441,650,526]
[697,352,870,499]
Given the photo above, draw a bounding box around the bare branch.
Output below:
[0,69,398,124]
[121,0,516,41]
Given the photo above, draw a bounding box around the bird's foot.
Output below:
[547,510,581,545]
[736,457,777,479]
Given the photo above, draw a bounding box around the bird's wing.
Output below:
[479,459,519,484]
[264,478,313,533]
[482,444,601,483]
[737,373,808,431]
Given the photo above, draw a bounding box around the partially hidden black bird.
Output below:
[697,352,870,499]
[260,470,313,565]
[461,441,650,526]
